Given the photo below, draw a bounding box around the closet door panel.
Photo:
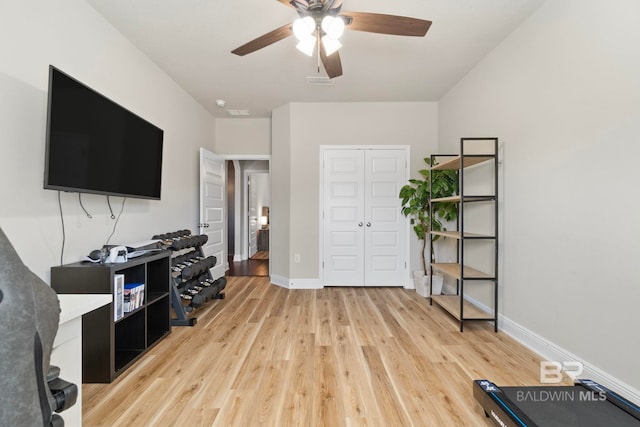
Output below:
[322,150,365,286]
[364,150,406,287]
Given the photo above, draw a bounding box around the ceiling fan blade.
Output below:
[330,0,345,9]
[341,11,432,37]
[277,0,308,8]
[319,42,343,79]
[231,23,293,56]
[276,0,293,7]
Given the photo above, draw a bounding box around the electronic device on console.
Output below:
[84,240,164,264]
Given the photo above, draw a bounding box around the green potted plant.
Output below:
[399,156,458,296]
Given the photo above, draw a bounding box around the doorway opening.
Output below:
[225,159,270,277]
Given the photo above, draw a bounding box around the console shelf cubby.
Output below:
[51,251,171,383]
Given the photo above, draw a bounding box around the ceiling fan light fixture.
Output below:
[321,35,342,56]
[293,16,315,40]
[321,15,345,39]
[296,36,316,56]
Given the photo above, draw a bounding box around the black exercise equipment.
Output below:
[152,229,226,326]
[474,379,640,426]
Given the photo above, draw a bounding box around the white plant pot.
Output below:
[413,271,429,297]
[413,271,444,297]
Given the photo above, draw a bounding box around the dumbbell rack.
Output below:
[152,230,226,327]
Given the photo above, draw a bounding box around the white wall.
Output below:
[439,0,640,394]
[254,173,270,221]
[214,118,271,155]
[0,0,215,281]
[271,102,438,284]
[270,105,292,279]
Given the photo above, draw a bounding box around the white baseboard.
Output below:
[271,274,323,289]
[464,295,640,405]
[269,275,323,290]
[289,278,323,289]
[269,274,289,289]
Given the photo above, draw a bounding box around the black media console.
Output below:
[51,251,171,383]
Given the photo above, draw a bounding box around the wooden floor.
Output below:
[227,256,269,277]
[83,277,546,427]
[250,251,269,260]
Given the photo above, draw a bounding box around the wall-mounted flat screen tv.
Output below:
[44,66,163,200]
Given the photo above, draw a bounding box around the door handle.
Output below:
[366,222,371,227]
[358,222,363,227]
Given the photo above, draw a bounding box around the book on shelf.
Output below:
[123,283,145,313]
[114,274,124,321]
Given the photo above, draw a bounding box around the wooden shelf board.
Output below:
[431,231,494,240]
[431,195,461,203]
[431,295,494,320]
[431,195,495,203]
[431,155,494,171]
[431,263,493,280]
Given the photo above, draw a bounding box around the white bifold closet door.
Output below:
[322,148,407,287]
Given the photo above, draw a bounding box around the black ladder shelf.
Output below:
[152,230,226,327]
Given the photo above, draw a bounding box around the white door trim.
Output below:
[243,168,269,260]
[231,160,242,262]
[319,145,411,288]
[199,148,227,280]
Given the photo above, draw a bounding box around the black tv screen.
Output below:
[44,66,163,200]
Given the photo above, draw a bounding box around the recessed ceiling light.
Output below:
[216,99,226,108]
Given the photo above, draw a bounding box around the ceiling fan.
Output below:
[231,0,432,79]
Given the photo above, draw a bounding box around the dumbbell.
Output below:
[191,235,203,248]
[171,260,195,273]
[168,239,185,251]
[180,264,200,281]
[205,256,217,269]
[191,293,204,309]
[193,235,207,247]
[182,278,203,292]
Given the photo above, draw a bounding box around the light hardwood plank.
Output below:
[83,276,550,426]
[313,345,342,426]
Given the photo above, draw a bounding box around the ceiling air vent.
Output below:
[306,76,334,86]
[227,109,250,116]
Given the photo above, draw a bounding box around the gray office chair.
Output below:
[0,227,77,426]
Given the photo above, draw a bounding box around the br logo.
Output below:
[540,361,584,384]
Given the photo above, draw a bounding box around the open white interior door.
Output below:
[200,148,226,280]
[247,173,259,258]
